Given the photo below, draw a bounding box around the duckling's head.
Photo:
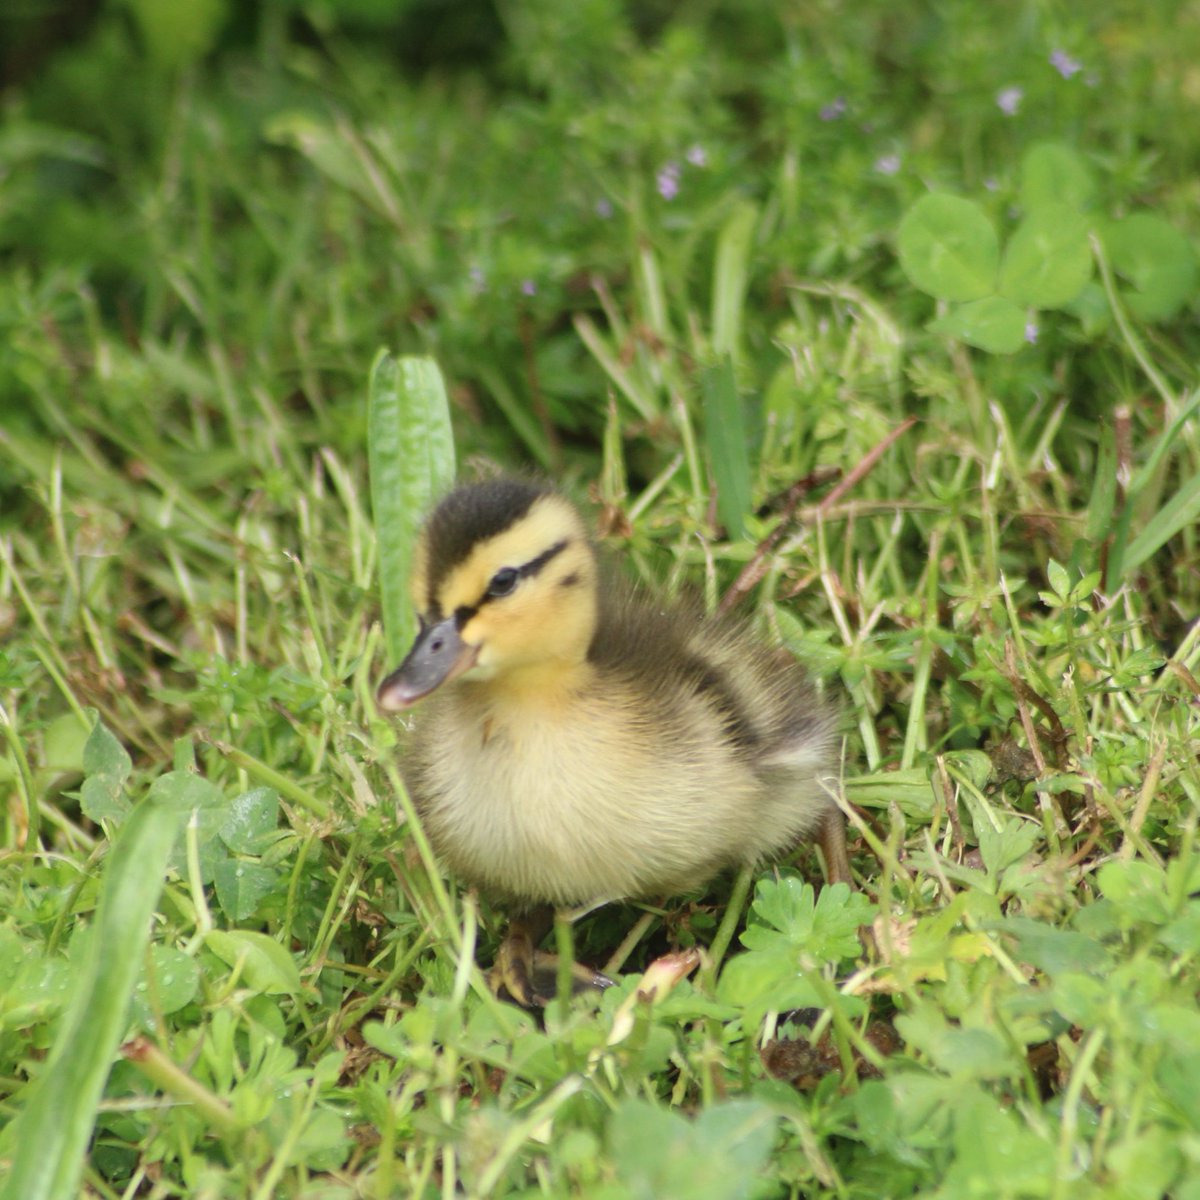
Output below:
[376,479,598,711]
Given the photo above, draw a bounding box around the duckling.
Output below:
[376,477,849,1006]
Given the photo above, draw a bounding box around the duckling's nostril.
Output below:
[431,638,444,652]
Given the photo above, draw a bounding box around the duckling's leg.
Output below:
[491,906,550,1008]
[491,906,614,1008]
[818,806,853,885]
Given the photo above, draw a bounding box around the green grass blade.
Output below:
[475,363,553,469]
[0,796,187,1200]
[367,352,457,666]
[573,313,660,423]
[1085,422,1118,544]
[711,201,758,359]
[1128,388,1200,496]
[1120,471,1200,577]
[701,357,752,540]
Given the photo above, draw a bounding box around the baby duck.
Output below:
[377,477,848,1005]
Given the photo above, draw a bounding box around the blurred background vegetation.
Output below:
[2,2,1199,1197]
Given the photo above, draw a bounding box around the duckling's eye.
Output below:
[486,567,519,598]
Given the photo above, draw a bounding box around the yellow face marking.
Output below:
[418,495,598,683]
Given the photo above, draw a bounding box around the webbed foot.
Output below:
[489,908,614,1008]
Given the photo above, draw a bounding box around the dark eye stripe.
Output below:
[475,539,569,608]
[518,539,568,580]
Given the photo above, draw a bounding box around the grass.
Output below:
[2,1,1200,1197]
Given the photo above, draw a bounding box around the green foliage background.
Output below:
[1,1,1199,1197]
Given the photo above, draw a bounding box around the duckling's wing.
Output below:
[589,582,836,765]
[587,587,753,747]
[687,605,838,756]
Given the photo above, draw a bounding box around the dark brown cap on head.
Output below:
[421,478,551,608]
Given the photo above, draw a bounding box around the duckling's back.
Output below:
[588,587,840,871]
[592,585,835,771]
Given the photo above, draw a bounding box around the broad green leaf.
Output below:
[1166,851,1200,908]
[368,352,456,666]
[155,771,233,884]
[147,770,226,812]
[846,768,936,817]
[1096,860,1172,926]
[1158,1052,1200,1131]
[0,928,29,994]
[1073,898,1122,940]
[1161,902,1200,954]
[1042,773,1089,796]
[0,794,187,1200]
[42,713,90,775]
[855,1075,963,1158]
[1045,558,1070,601]
[998,204,1092,308]
[213,860,278,921]
[711,201,758,358]
[1135,1003,1200,1052]
[898,194,998,302]
[127,0,229,71]
[1104,1127,1182,1200]
[1051,972,1109,1026]
[205,930,303,995]
[129,946,200,1029]
[79,718,132,825]
[290,1108,352,1172]
[219,786,280,854]
[1065,279,1113,336]
[998,916,1112,976]
[941,750,993,792]
[701,357,752,540]
[1104,213,1198,322]
[975,816,1040,877]
[1112,646,1167,684]
[0,933,72,1032]
[943,1091,1057,1192]
[1019,142,1096,212]
[741,877,872,962]
[928,295,1026,354]
[361,1020,410,1060]
[607,1098,778,1200]
[715,951,822,1016]
[896,1005,1013,1079]
[741,877,818,950]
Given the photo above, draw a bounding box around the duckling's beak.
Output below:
[376,616,479,711]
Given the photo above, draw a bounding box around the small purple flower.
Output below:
[984,177,999,192]
[594,197,613,219]
[820,96,847,121]
[874,153,901,177]
[520,279,536,297]
[996,86,1023,115]
[686,144,708,167]
[469,265,487,294]
[1050,49,1082,79]
[1025,320,1039,345]
[657,161,681,200]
